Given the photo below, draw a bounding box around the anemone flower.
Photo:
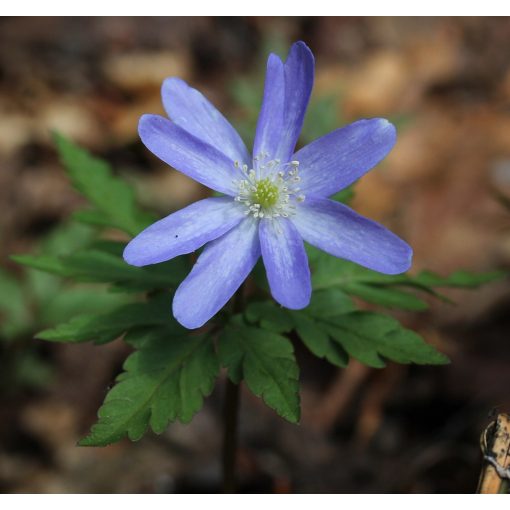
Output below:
[124,41,412,329]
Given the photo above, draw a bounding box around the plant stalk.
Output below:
[222,376,241,493]
[221,282,246,493]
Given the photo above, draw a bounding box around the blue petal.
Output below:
[295,118,397,197]
[253,41,314,164]
[173,217,260,329]
[139,114,238,196]
[292,197,412,275]
[123,197,245,267]
[259,217,311,309]
[162,77,251,165]
[253,53,285,162]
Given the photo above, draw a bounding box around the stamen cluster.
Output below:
[233,154,305,219]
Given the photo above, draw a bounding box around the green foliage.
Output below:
[289,289,354,367]
[331,185,355,205]
[54,133,155,236]
[13,247,186,292]
[219,316,300,423]
[301,96,340,143]
[36,294,180,344]
[339,283,428,311]
[307,245,505,310]
[244,291,448,369]
[319,312,449,368]
[1,222,134,391]
[7,128,502,448]
[0,268,31,338]
[80,332,219,446]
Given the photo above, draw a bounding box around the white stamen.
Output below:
[233,153,305,220]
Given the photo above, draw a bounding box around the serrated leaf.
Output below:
[12,254,69,277]
[123,326,172,349]
[36,295,179,344]
[292,313,349,367]
[307,244,503,310]
[304,288,355,317]
[39,287,131,326]
[411,270,506,288]
[80,333,219,446]
[218,317,300,423]
[341,282,428,311]
[293,289,353,367]
[245,291,353,366]
[13,248,187,291]
[245,301,294,333]
[54,133,154,236]
[324,312,449,368]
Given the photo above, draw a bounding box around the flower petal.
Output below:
[162,77,250,165]
[259,217,311,309]
[278,41,315,163]
[173,217,260,329]
[252,53,285,162]
[123,197,245,267]
[139,114,238,196]
[253,41,314,164]
[295,118,397,197]
[292,197,412,275]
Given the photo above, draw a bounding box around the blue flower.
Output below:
[124,41,412,329]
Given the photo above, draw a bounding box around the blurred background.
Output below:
[1,16,510,493]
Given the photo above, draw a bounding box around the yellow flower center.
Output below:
[251,178,279,209]
[233,156,304,219]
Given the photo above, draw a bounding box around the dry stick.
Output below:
[477,413,510,494]
[308,360,370,432]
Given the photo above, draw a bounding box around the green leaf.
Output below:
[244,291,354,367]
[12,351,54,388]
[80,333,219,446]
[304,288,355,317]
[13,248,187,291]
[323,312,449,368]
[39,287,132,326]
[245,301,294,333]
[218,317,300,423]
[54,133,154,236]
[39,221,96,256]
[289,290,353,366]
[292,313,349,367]
[12,254,70,277]
[308,248,413,291]
[411,270,506,289]
[307,245,504,310]
[36,295,180,344]
[0,268,31,338]
[330,185,355,205]
[341,282,428,311]
[301,95,340,143]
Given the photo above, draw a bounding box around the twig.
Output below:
[477,413,510,494]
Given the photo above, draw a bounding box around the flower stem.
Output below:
[221,283,245,493]
[222,376,240,493]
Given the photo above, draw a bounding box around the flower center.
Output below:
[252,178,279,209]
[233,155,305,219]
